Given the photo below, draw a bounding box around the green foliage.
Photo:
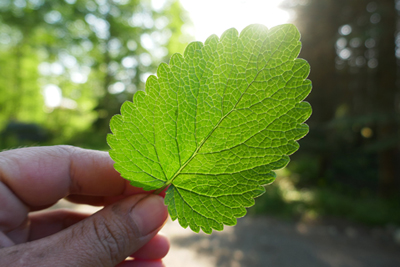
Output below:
[0,0,188,150]
[108,24,312,234]
[250,171,400,226]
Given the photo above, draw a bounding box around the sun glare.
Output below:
[179,0,291,42]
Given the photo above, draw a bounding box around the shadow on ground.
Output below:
[164,216,400,267]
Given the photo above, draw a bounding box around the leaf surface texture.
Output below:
[108,24,312,233]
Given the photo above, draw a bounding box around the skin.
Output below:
[0,145,169,267]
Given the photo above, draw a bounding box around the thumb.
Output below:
[11,194,168,267]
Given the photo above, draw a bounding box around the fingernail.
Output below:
[131,195,167,236]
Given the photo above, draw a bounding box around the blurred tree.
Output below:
[283,0,400,196]
[0,0,190,149]
[372,0,398,196]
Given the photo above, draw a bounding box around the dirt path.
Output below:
[53,200,400,267]
[163,216,400,267]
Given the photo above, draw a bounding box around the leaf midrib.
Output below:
[165,107,233,186]
[164,27,289,187]
[165,66,264,186]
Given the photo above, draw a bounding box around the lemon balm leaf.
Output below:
[107,24,312,234]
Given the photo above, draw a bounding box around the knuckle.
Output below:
[89,214,130,264]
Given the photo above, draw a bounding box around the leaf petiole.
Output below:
[153,184,169,195]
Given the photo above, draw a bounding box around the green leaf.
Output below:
[107,24,312,234]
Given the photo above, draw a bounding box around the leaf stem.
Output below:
[153,184,169,195]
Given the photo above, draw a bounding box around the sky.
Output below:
[44,0,292,107]
[179,0,291,42]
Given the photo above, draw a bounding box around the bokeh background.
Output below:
[1,0,400,266]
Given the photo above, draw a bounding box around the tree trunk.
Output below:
[375,0,399,196]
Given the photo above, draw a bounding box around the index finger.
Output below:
[0,145,143,208]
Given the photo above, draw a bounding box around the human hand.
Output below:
[0,146,169,267]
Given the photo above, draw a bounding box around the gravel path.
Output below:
[53,200,400,267]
